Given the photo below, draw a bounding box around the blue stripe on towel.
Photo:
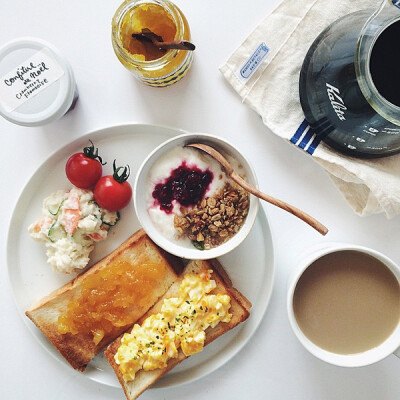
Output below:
[298,128,313,149]
[290,119,308,144]
[306,131,321,155]
[291,119,327,154]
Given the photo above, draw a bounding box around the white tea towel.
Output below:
[220,0,400,218]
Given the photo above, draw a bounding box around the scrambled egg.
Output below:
[115,270,232,382]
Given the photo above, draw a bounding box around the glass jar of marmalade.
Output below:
[111,0,193,87]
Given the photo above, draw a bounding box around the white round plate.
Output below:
[6,124,274,389]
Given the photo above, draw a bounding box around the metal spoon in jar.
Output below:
[186,143,328,236]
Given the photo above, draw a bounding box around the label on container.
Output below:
[0,48,64,113]
[238,43,269,82]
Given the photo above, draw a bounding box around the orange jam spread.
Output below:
[57,258,167,345]
[121,4,177,61]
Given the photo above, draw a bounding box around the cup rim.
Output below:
[287,242,400,367]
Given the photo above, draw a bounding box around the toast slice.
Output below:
[105,258,252,400]
[25,229,183,371]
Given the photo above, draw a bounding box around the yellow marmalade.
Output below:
[115,270,231,381]
[111,0,193,87]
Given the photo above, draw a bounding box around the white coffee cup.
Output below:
[287,243,400,367]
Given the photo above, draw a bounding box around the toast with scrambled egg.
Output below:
[25,229,183,371]
[104,258,251,400]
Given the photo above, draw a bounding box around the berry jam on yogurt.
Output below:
[146,146,226,243]
[146,146,250,250]
[152,162,213,213]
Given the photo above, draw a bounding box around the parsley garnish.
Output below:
[192,240,205,250]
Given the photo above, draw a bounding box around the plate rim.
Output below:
[6,122,275,390]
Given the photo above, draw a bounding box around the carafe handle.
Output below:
[377,0,400,15]
[368,1,400,25]
[362,1,400,44]
[370,1,396,20]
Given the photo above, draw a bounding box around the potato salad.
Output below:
[28,187,119,274]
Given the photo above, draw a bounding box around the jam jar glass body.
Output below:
[112,0,193,87]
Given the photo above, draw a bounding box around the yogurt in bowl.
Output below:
[135,133,259,260]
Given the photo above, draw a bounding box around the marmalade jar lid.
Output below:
[0,37,77,127]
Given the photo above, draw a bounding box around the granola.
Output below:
[174,183,249,249]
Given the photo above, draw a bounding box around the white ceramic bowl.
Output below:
[134,133,259,259]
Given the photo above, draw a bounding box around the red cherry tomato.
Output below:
[66,140,105,189]
[94,160,132,211]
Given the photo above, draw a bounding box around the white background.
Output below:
[1,1,400,399]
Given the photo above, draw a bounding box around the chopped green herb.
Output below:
[192,240,205,250]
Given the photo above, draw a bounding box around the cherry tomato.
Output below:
[66,140,106,189]
[94,160,132,211]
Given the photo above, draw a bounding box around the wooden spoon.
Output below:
[186,143,328,236]
[132,29,195,51]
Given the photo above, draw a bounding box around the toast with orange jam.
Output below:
[25,229,183,371]
[105,258,251,400]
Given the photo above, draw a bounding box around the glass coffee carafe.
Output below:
[300,0,400,158]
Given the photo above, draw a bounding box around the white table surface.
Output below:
[1,1,400,399]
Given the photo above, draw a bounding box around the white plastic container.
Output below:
[0,37,78,126]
